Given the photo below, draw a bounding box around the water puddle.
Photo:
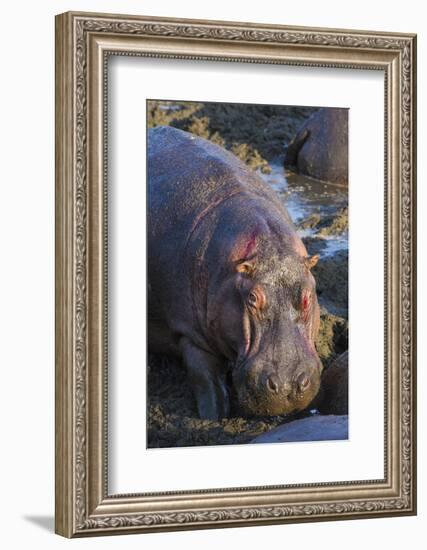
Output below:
[260,162,348,258]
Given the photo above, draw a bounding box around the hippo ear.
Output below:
[235,259,256,275]
[305,254,320,270]
[230,230,258,275]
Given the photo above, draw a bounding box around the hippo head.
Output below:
[211,229,323,417]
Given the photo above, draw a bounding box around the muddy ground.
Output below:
[147,101,348,448]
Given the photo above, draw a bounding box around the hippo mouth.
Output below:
[236,384,320,418]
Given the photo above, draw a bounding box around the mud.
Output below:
[147,354,322,448]
[146,102,348,448]
[148,100,318,173]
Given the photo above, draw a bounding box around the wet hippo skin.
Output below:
[148,126,323,420]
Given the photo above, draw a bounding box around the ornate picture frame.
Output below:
[55,11,417,537]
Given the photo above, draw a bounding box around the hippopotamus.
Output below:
[315,351,348,415]
[285,108,348,186]
[148,126,323,420]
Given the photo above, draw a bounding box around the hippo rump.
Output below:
[148,126,323,420]
[285,108,348,186]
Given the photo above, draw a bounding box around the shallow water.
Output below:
[260,162,348,258]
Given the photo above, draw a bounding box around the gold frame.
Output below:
[55,11,417,538]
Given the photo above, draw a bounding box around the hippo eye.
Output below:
[246,286,266,312]
[247,291,258,308]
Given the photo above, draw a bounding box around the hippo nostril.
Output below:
[297,373,311,393]
[266,374,280,394]
[282,381,293,400]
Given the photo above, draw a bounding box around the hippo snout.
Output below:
[235,361,321,417]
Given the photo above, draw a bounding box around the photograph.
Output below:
[147,100,349,448]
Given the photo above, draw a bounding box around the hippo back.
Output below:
[147,126,294,331]
[148,126,288,241]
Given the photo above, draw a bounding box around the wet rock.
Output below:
[298,207,348,237]
[318,207,348,236]
[251,415,348,443]
[285,108,348,186]
[298,213,321,230]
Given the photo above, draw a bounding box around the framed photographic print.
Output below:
[55,11,417,537]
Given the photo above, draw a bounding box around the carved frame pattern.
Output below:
[55,11,416,537]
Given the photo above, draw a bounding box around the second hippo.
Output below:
[285,108,348,186]
[148,126,323,420]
